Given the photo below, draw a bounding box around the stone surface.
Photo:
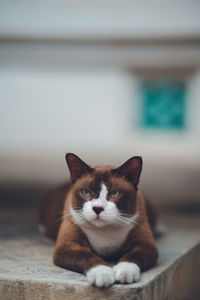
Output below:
[0,207,200,300]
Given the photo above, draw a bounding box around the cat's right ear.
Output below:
[112,156,143,188]
[65,153,93,183]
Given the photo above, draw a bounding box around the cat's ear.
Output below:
[65,153,93,183]
[113,156,142,187]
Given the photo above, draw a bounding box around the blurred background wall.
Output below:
[0,0,200,207]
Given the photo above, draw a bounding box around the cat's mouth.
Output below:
[93,215,103,221]
[90,215,106,227]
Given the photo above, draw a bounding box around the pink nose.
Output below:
[92,206,104,215]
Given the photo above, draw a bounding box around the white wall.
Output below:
[0,68,126,155]
[0,67,134,175]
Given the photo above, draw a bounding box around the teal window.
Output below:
[141,80,186,130]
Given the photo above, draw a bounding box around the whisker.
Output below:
[62,218,74,227]
[114,214,151,234]
[54,213,74,224]
[130,220,152,234]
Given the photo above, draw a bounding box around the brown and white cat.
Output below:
[39,153,158,287]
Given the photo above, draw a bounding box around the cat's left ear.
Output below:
[113,156,143,187]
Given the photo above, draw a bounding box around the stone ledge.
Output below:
[0,208,200,300]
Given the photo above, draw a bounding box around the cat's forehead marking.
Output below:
[91,183,108,207]
[93,183,108,201]
[99,183,108,198]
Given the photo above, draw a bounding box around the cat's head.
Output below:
[66,153,142,228]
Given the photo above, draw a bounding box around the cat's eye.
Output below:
[110,190,120,198]
[81,189,92,198]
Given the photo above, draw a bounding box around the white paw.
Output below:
[86,265,115,287]
[113,262,140,284]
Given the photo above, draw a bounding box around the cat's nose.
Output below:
[92,206,104,216]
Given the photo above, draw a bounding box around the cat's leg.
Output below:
[54,220,115,287]
[113,242,158,284]
[54,243,115,287]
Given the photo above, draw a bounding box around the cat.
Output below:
[39,153,158,287]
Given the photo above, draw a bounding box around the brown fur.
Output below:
[39,154,158,275]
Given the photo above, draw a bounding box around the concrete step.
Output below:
[0,208,200,300]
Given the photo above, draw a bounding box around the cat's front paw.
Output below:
[86,265,115,287]
[113,262,140,284]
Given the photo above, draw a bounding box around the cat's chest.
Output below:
[81,226,132,256]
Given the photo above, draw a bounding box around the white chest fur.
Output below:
[81,225,132,256]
